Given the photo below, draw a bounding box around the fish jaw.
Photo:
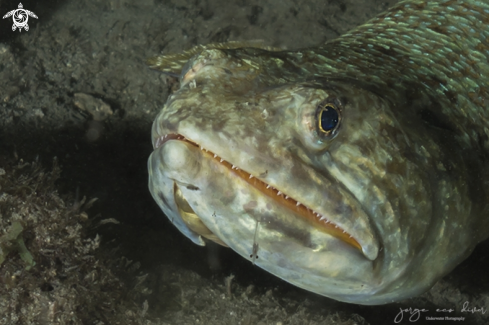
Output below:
[148,137,384,301]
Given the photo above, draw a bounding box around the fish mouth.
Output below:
[154,133,368,257]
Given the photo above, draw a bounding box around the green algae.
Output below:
[0,221,35,270]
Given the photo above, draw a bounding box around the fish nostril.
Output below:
[182,62,206,84]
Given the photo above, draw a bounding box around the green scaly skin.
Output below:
[147,0,489,304]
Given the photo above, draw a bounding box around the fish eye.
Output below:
[316,101,341,138]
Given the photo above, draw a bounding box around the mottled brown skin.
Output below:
[147,0,489,304]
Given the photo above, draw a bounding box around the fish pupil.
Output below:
[319,105,339,132]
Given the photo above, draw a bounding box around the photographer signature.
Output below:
[394,301,486,323]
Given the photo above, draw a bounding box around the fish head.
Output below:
[148,47,474,304]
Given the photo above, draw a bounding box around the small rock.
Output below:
[74,93,113,121]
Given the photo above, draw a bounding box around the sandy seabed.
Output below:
[0,0,488,324]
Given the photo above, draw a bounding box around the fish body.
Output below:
[147,0,489,304]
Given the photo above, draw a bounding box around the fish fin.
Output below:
[146,40,283,75]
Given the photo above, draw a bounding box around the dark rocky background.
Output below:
[0,0,488,324]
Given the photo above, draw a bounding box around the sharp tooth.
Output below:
[319,215,326,221]
[220,159,223,162]
[214,154,217,158]
[285,196,288,199]
[266,185,270,189]
[335,225,338,228]
[249,175,253,179]
[296,202,301,206]
[200,146,204,150]
[232,165,235,169]
[277,191,282,196]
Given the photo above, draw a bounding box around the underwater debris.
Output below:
[73,93,113,122]
[0,158,156,324]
